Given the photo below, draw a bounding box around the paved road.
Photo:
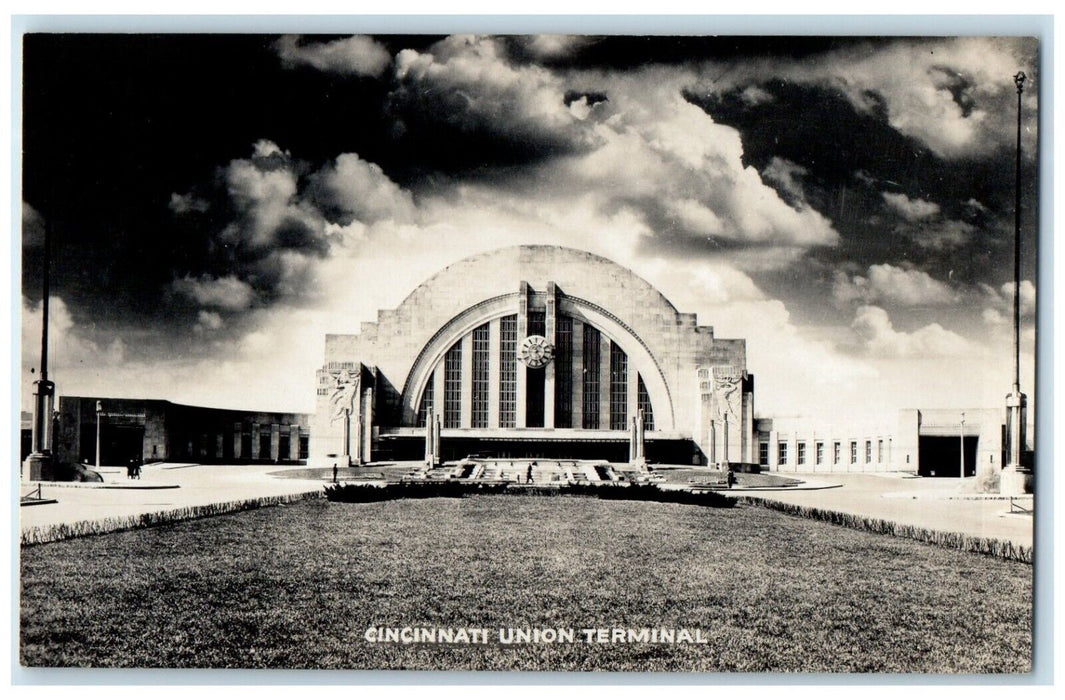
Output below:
[20,464,1033,549]
[19,463,325,534]
[737,472,1033,548]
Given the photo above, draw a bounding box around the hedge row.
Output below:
[21,490,323,546]
[325,481,736,508]
[738,496,1032,564]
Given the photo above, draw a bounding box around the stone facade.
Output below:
[312,245,755,465]
[56,396,310,466]
[756,408,1004,478]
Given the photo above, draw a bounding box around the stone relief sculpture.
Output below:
[329,367,360,423]
[712,366,742,423]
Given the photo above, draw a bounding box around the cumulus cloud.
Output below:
[390,35,600,156]
[882,192,940,221]
[172,274,256,311]
[980,279,1036,324]
[553,70,839,256]
[833,264,957,307]
[704,37,1037,159]
[308,153,417,225]
[276,35,392,78]
[851,305,974,358]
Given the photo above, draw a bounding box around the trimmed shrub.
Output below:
[325,480,735,508]
[21,490,323,546]
[324,480,508,502]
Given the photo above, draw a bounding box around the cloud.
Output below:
[882,192,940,221]
[851,305,974,358]
[172,274,256,311]
[834,264,957,307]
[508,35,594,63]
[169,192,210,214]
[390,35,599,157]
[194,310,224,333]
[276,35,392,78]
[308,153,417,225]
[910,219,976,251]
[22,201,44,247]
[981,279,1036,324]
[706,37,1037,159]
[553,70,839,256]
[762,157,810,206]
[21,296,127,406]
[739,84,774,106]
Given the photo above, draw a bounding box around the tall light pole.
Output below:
[959,412,965,478]
[22,201,57,481]
[96,400,103,468]
[1001,71,1032,495]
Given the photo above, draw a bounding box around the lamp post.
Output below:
[95,400,103,468]
[959,412,965,478]
[1001,71,1032,495]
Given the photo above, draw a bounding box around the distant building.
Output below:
[756,408,1006,479]
[56,396,310,466]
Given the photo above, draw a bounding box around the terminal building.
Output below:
[55,396,310,467]
[312,245,756,466]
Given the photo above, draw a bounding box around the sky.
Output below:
[19,33,1040,424]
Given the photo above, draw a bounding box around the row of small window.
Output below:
[759,438,888,466]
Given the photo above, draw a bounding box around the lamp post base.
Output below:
[22,452,56,482]
[999,466,1033,496]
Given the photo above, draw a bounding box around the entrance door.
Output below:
[918,435,978,477]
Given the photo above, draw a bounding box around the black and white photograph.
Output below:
[15,23,1043,676]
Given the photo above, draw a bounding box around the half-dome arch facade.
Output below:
[312,245,754,466]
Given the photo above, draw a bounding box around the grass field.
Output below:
[20,496,1031,672]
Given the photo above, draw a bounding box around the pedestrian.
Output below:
[332,462,339,483]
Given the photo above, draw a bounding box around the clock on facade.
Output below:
[518,335,555,368]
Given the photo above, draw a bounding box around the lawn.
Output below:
[20,496,1031,672]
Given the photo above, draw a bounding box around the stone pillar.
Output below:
[599,337,611,430]
[425,415,435,466]
[362,384,373,464]
[270,424,280,462]
[289,425,300,461]
[1001,389,1032,494]
[233,423,242,460]
[544,282,557,428]
[635,408,646,468]
[722,413,730,466]
[709,419,716,464]
[744,389,755,464]
[626,415,634,464]
[571,321,584,428]
[433,414,442,463]
[340,412,350,466]
[488,318,501,428]
[460,332,473,429]
[251,422,260,459]
[627,361,639,435]
[515,281,529,428]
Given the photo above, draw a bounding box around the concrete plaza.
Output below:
[19,463,1033,550]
